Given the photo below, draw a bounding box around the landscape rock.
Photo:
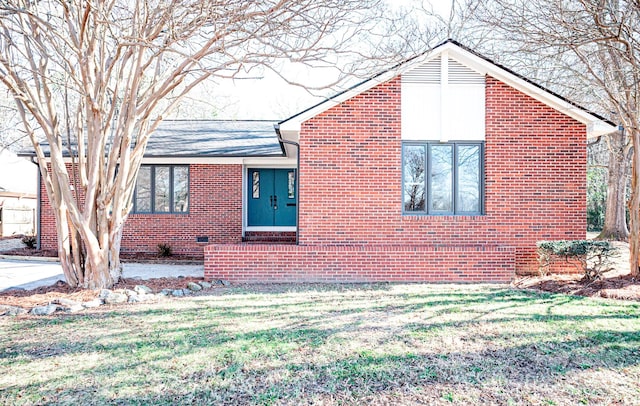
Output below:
[103,291,128,304]
[171,289,184,297]
[52,298,80,307]
[159,289,172,296]
[0,305,27,316]
[82,299,103,308]
[218,279,231,286]
[123,289,138,297]
[187,282,202,291]
[199,281,212,289]
[30,304,58,316]
[134,285,153,295]
[61,304,85,313]
[99,289,112,299]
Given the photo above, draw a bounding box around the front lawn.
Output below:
[1,284,639,405]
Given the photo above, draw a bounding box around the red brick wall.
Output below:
[206,244,515,283]
[40,164,242,257]
[295,75,586,275]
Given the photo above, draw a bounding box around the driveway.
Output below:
[0,258,204,292]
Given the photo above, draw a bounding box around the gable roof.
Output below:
[278,39,616,137]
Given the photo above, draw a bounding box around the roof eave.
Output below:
[279,40,617,137]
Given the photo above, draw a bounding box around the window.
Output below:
[133,165,189,213]
[403,142,483,215]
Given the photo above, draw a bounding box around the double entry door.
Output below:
[247,168,296,227]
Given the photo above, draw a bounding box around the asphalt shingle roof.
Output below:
[146,120,283,157]
[19,120,284,158]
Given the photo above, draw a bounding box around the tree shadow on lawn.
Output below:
[3,325,639,405]
[3,286,640,404]
[4,287,638,359]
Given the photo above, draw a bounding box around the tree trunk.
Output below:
[52,209,123,289]
[628,128,640,278]
[598,131,629,241]
[71,218,124,289]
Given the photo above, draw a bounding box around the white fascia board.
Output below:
[278,44,448,132]
[587,121,619,138]
[443,44,617,137]
[278,129,300,143]
[280,41,616,138]
[242,157,297,166]
[278,70,406,133]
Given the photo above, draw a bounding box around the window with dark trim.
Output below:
[133,165,189,214]
[402,142,484,215]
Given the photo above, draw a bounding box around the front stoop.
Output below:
[242,232,297,244]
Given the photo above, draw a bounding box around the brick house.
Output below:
[34,40,615,282]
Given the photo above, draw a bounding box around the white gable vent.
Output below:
[448,59,484,84]
[402,57,440,84]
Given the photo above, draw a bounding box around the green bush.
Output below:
[157,243,173,257]
[587,167,607,231]
[536,240,618,281]
[21,235,36,249]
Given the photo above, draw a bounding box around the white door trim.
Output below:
[243,165,298,235]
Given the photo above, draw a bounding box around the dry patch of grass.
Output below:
[1,283,639,405]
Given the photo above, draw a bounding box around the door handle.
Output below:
[269,195,273,208]
[273,195,278,210]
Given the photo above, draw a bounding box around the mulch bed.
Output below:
[513,273,640,301]
[2,272,639,311]
[1,247,58,258]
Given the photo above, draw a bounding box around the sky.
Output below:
[170,0,454,122]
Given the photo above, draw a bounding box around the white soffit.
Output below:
[279,41,616,137]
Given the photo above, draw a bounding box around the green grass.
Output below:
[1,284,639,405]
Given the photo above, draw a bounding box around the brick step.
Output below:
[242,232,297,244]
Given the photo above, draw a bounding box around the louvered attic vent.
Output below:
[401,57,484,85]
[448,59,484,84]
[402,57,440,84]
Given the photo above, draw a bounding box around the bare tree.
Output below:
[597,130,630,240]
[0,0,415,288]
[470,0,640,276]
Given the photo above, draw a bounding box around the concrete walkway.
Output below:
[0,259,204,292]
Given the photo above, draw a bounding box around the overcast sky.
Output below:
[170,0,454,121]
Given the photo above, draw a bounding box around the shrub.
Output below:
[21,235,37,249]
[157,243,173,257]
[586,167,607,231]
[536,240,618,281]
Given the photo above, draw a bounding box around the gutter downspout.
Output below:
[274,125,300,245]
[32,156,42,250]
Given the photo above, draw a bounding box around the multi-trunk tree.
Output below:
[471,0,640,276]
[0,0,415,288]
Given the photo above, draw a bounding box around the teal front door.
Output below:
[247,169,296,227]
